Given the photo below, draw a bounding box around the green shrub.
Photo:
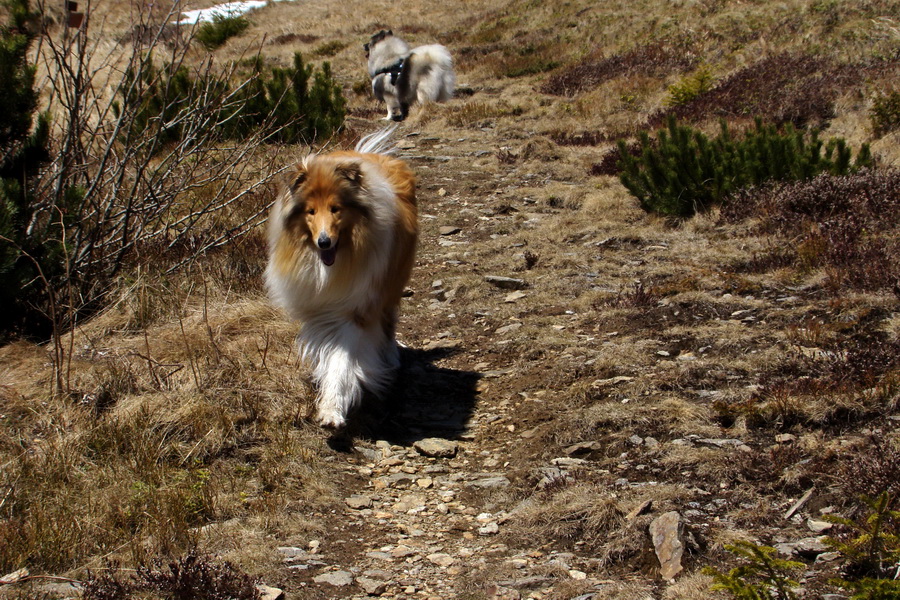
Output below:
[665,65,715,107]
[114,52,346,149]
[825,492,900,590]
[617,116,873,217]
[313,39,348,57]
[195,14,250,50]
[870,90,900,137]
[703,540,804,600]
[0,0,80,340]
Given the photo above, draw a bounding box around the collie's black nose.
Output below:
[317,234,332,249]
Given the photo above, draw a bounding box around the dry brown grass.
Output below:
[4,0,900,597]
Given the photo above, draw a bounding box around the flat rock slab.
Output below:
[485,275,528,290]
[357,577,388,595]
[257,584,285,600]
[413,438,459,458]
[313,570,354,586]
[345,495,374,509]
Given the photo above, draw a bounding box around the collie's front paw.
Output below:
[316,408,346,430]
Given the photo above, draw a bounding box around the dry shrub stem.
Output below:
[31,0,288,338]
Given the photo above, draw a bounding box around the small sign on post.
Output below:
[65,0,84,28]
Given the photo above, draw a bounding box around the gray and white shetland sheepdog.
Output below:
[364,29,455,122]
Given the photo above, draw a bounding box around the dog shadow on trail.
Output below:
[327,345,482,451]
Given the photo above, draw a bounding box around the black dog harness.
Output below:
[373,58,405,85]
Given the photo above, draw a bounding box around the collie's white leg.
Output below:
[302,321,394,428]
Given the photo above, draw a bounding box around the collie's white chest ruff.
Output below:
[265,129,418,428]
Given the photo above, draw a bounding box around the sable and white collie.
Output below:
[265,128,418,429]
[364,29,456,122]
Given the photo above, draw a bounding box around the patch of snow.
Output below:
[174,0,287,25]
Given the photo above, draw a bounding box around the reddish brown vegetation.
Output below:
[648,53,864,128]
[725,170,900,295]
[540,39,698,97]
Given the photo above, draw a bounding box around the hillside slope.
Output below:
[1,0,899,599]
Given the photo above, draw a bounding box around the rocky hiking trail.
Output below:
[258,126,822,600]
[267,129,619,599]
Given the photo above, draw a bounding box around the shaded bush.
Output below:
[589,140,643,176]
[0,0,78,341]
[723,169,900,293]
[195,14,249,50]
[870,89,900,136]
[649,53,862,129]
[618,116,873,217]
[541,39,698,96]
[83,553,260,600]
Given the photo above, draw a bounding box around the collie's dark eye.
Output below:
[330,206,340,214]
[307,208,316,216]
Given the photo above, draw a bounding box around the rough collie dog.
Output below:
[364,29,455,121]
[265,128,418,429]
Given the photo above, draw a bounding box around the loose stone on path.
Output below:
[413,438,459,458]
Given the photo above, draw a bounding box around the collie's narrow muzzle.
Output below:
[317,233,337,266]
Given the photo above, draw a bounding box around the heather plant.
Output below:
[724,170,900,294]
[648,53,861,129]
[541,38,698,97]
[617,116,873,217]
[83,553,260,600]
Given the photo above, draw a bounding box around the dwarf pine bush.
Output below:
[114,51,345,149]
[825,492,900,598]
[703,540,804,600]
[195,14,250,50]
[617,116,874,217]
[0,0,83,340]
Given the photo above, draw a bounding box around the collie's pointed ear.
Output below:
[335,162,363,187]
[283,163,308,193]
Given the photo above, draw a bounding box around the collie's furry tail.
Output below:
[356,125,399,155]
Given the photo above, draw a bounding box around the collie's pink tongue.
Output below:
[320,246,337,266]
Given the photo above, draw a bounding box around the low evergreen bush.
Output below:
[617,116,873,217]
[195,14,250,50]
[114,51,345,150]
[703,540,803,600]
[0,0,80,339]
[665,65,715,107]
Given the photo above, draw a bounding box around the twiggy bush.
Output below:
[0,0,345,356]
[617,116,873,217]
